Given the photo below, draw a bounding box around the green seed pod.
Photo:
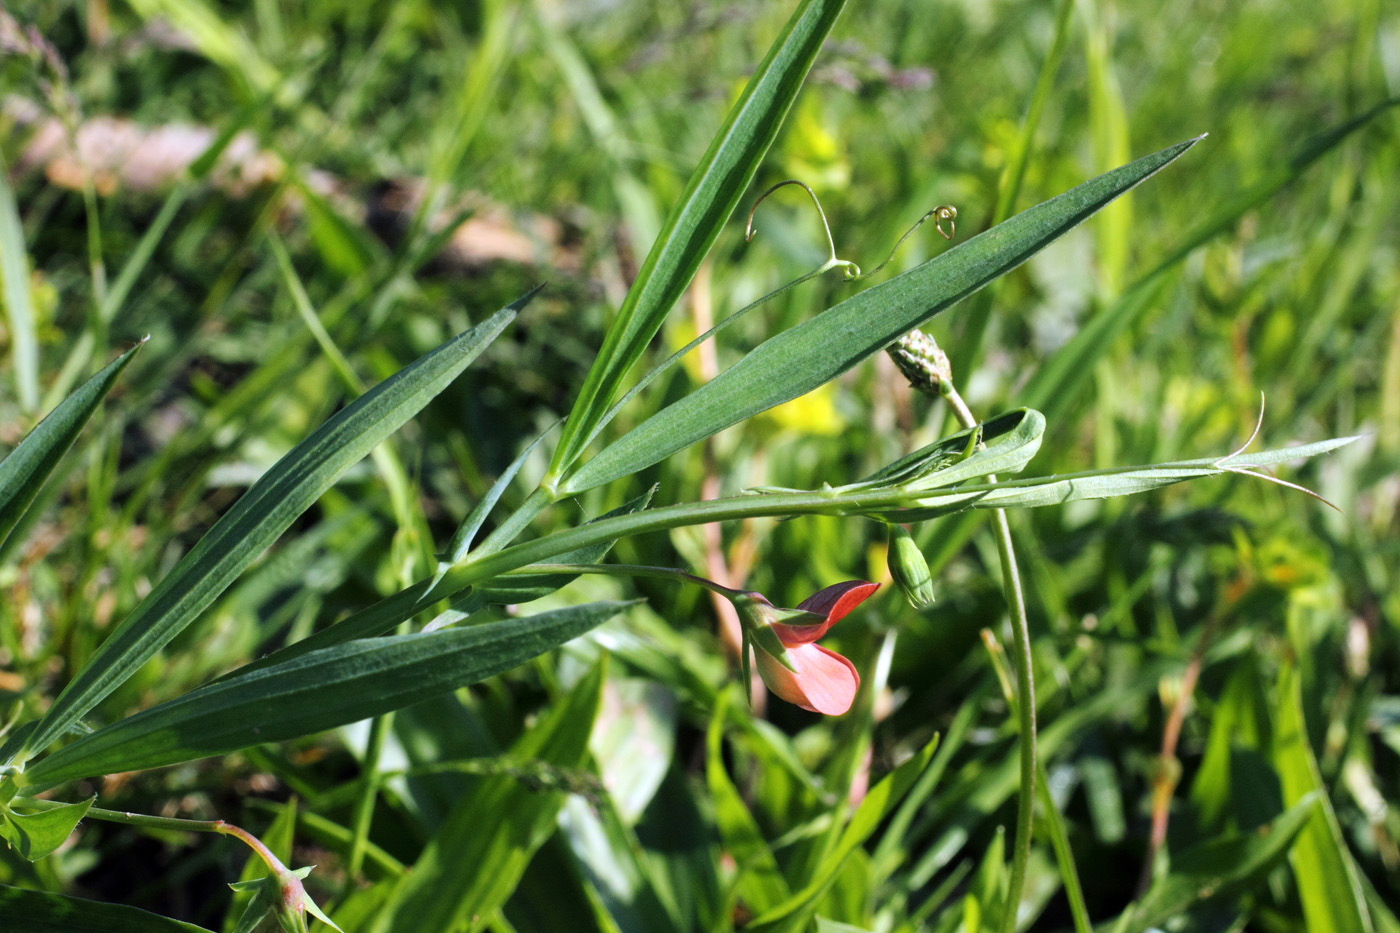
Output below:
[888,525,935,609]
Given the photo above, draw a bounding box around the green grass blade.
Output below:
[1081,0,1133,298]
[561,136,1204,495]
[0,156,40,414]
[231,484,652,676]
[21,602,626,790]
[843,410,1043,493]
[1111,794,1317,932]
[0,343,142,553]
[1272,664,1373,933]
[546,0,848,484]
[993,0,1074,224]
[443,425,553,564]
[19,301,523,763]
[125,0,280,97]
[1023,100,1399,421]
[746,734,939,932]
[706,698,791,916]
[370,661,607,933]
[0,883,214,932]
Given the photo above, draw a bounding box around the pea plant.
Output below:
[0,0,1371,930]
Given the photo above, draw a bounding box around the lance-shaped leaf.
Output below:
[747,734,940,931]
[21,601,628,791]
[877,436,1360,521]
[410,435,1356,621]
[21,295,527,763]
[1272,663,1372,933]
[546,0,847,484]
[230,486,657,675]
[560,136,1204,495]
[441,424,554,565]
[0,343,141,553]
[849,410,1046,494]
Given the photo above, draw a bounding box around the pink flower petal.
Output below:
[755,643,861,715]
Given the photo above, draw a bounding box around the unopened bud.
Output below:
[887,329,952,396]
[888,526,935,609]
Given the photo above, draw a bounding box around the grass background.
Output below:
[1,0,1398,929]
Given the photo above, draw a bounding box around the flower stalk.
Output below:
[887,327,1038,933]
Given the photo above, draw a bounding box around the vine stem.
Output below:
[13,798,287,873]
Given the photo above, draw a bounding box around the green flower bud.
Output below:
[888,526,935,609]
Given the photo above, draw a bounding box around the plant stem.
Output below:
[990,507,1035,933]
[890,331,1038,933]
[509,561,747,597]
[944,387,1037,933]
[14,798,286,872]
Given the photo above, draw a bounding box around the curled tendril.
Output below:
[1214,393,1340,511]
[847,204,958,280]
[745,179,859,275]
[744,179,959,283]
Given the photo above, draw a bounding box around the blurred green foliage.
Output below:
[0,0,1397,930]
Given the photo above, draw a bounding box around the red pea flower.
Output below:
[733,581,879,716]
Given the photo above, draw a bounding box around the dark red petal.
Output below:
[796,581,879,624]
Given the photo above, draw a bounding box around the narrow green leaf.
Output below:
[0,343,142,553]
[557,795,685,933]
[442,424,554,564]
[371,661,606,933]
[0,797,93,860]
[20,300,524,763]
[234,484,653,674]
[125,0,280,97]
[0,155,40,413]
[754,411,1038,496]
[0,883,213,932]
[562,136,1204,495]
[1111,795,1317,932]
[815,920,876,933]
[993,0,1074,223]
[547,0,848,483]
[1272,664,1373,933]
[1189,656,1274,832]
[885,436,1361,521]
[21,601,626,790]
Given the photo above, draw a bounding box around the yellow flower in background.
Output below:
[761,383,844,435]
[780,100,851,194]
[665,319,844,436]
